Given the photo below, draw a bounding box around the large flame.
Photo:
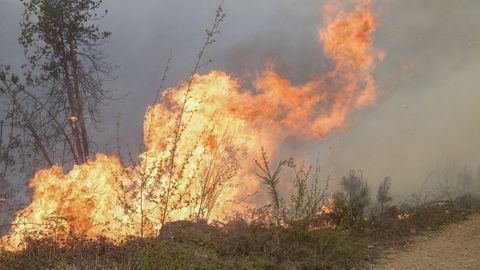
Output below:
[2,0,383,250]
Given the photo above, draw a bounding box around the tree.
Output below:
[377,177,392,215]
[331,170,370,227]
[17,0,112,165]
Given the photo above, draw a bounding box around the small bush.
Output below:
[329,170,370,228]
[377,177,393,216]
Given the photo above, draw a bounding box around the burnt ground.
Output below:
[369,214,480,270]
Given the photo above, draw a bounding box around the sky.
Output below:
[1,0,480,198]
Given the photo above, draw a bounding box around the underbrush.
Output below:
[1,152,478,269]
[0,206,468,270]
[359,204,467,251]
[0,222,368,269]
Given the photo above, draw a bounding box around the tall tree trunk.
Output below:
[59,22,85,164]
[61,54,85,164]
[67,0,90,162]
[71,51,90,161]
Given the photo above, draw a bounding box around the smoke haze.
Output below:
[1,0,480,197]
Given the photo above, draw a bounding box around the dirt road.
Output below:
[370,214,480,270]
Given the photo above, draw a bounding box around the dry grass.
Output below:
[2,149,477,269]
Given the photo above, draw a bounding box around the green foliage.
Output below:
[255,149,285,226]
[255,150,329,228]
[20,0,111,71]
[134,239,219,270]
[0,219,373,270]
[287,157,330,224]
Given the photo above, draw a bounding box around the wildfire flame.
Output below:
[320,196,336,215]
[1,0,383,250]
[397,213,411,220]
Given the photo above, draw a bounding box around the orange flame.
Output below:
[320,196,336,215]
[397,213,411,220]
[1,0,383,250]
